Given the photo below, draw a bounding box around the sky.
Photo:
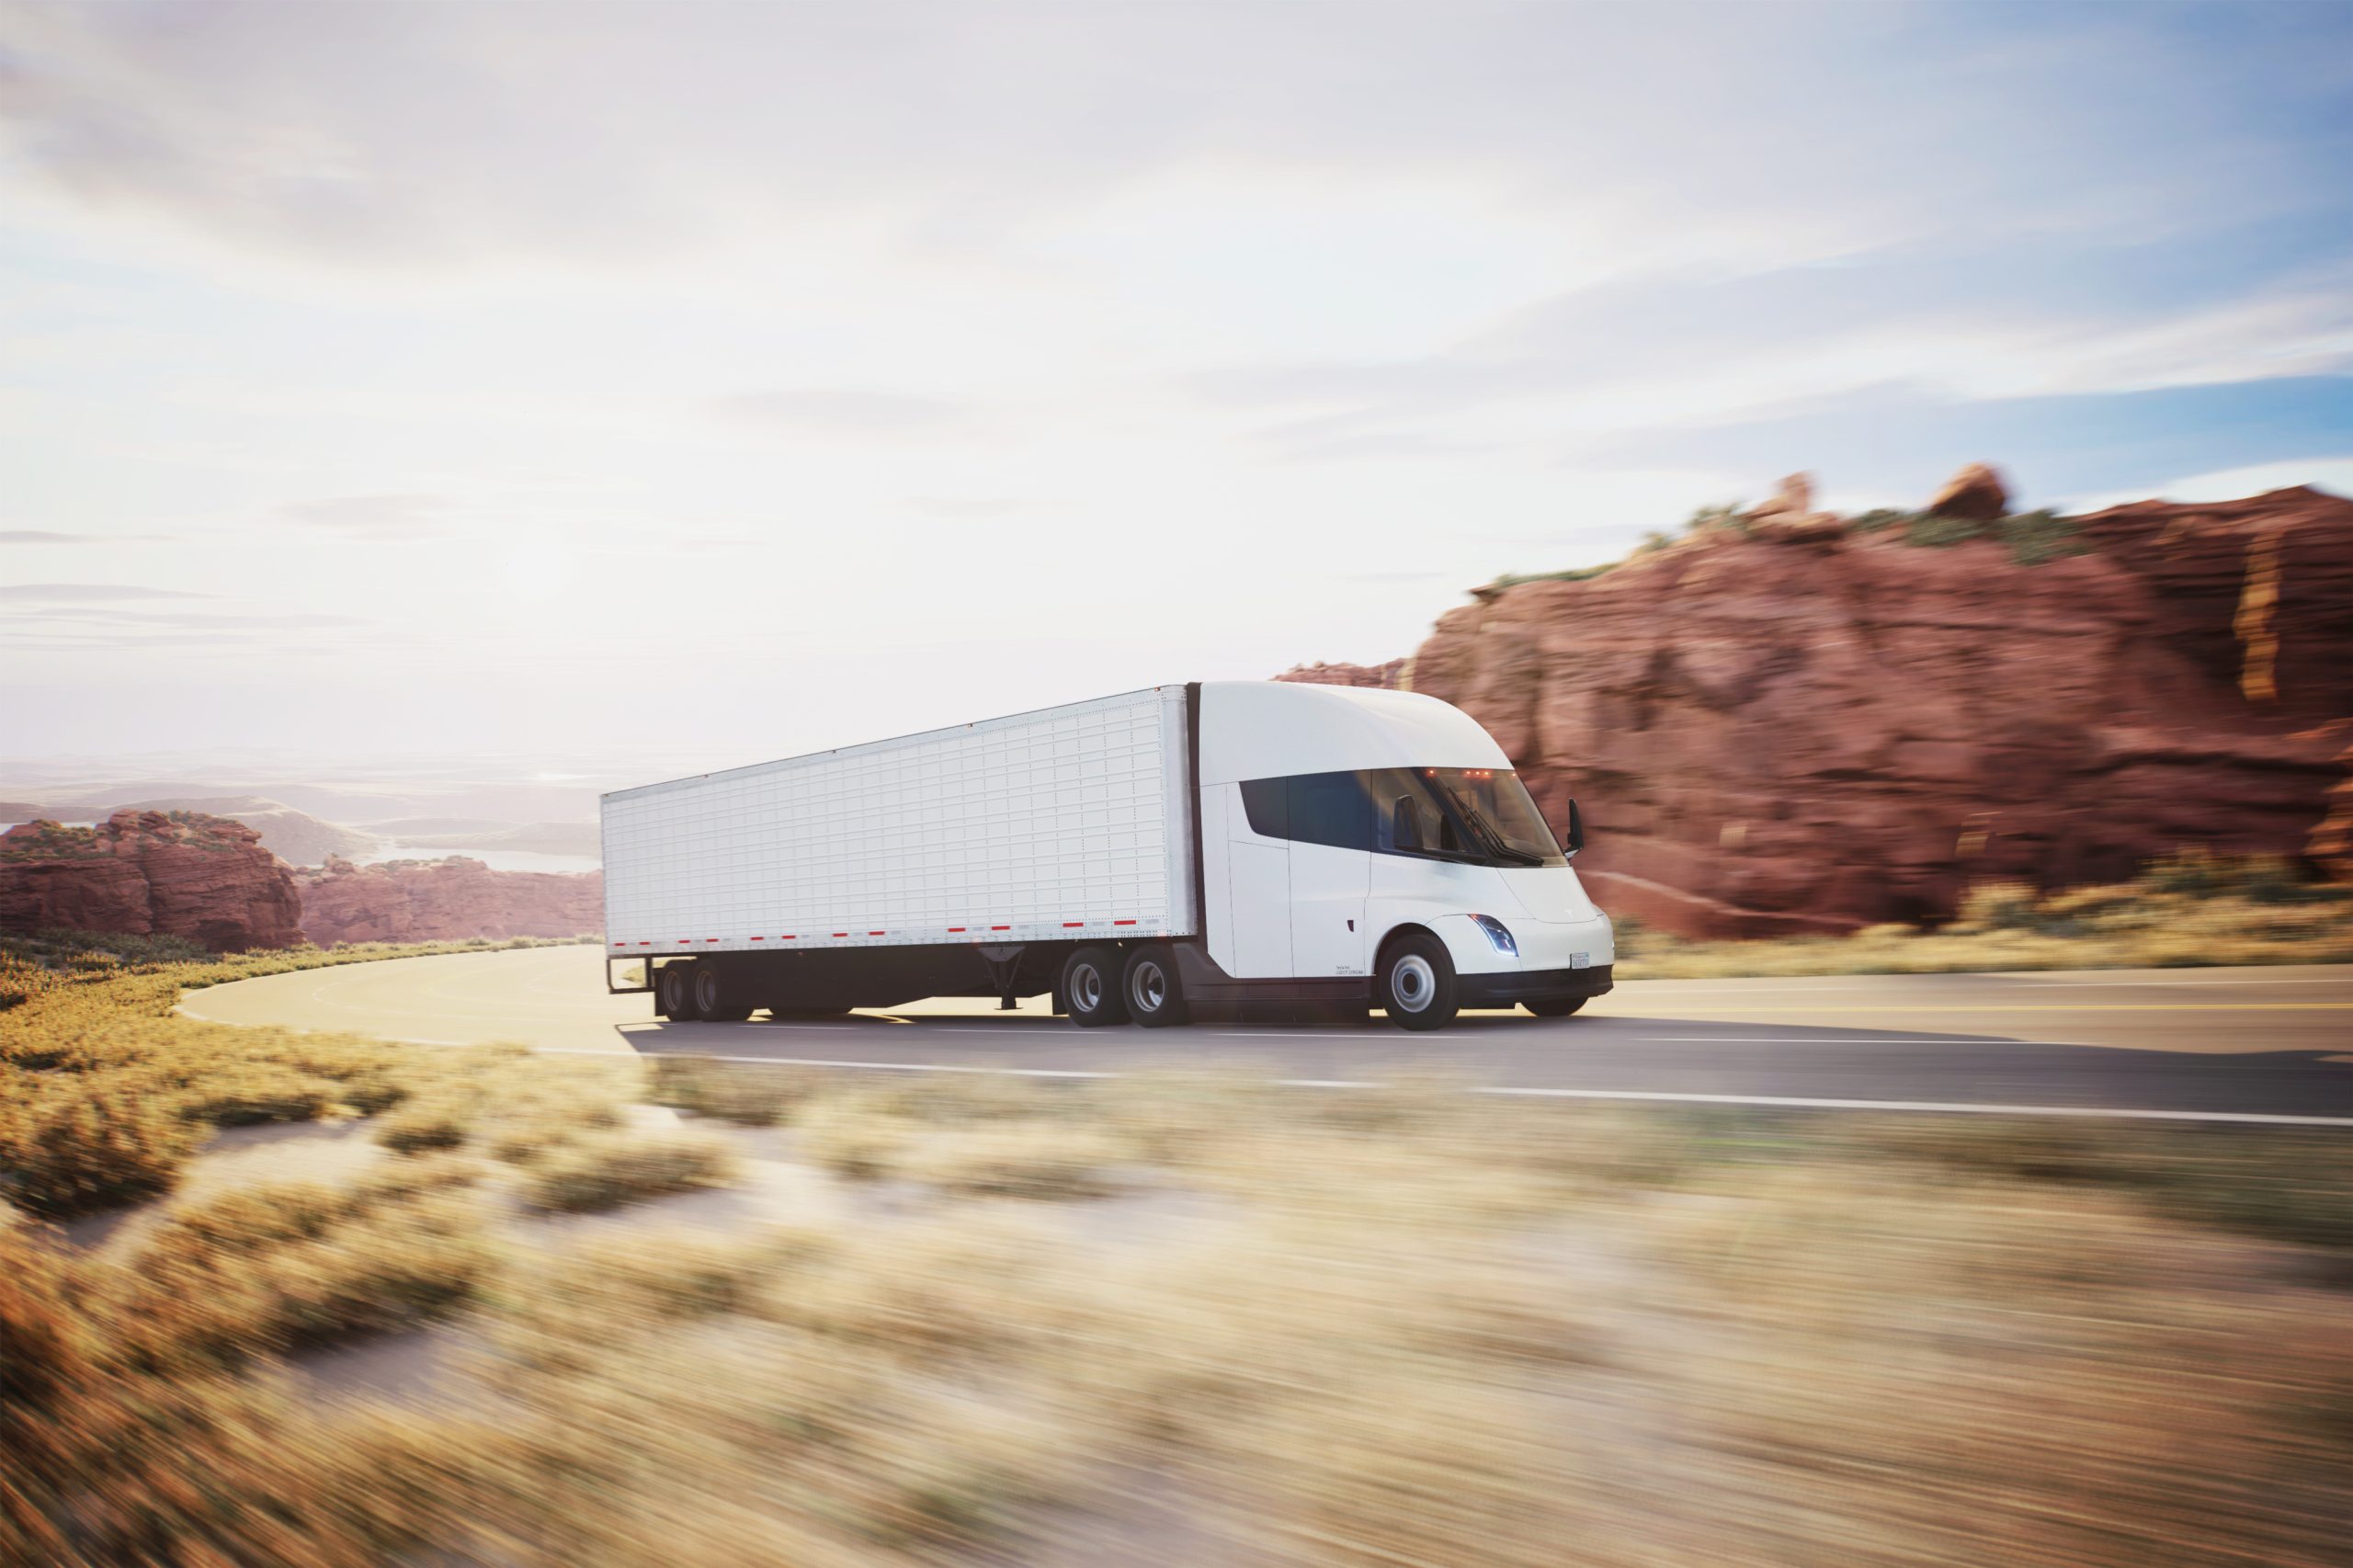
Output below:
[3,0,2350,772]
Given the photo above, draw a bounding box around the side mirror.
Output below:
[1558,798,1585,858]
[1392,797,1422,852]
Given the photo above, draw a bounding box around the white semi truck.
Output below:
[600,681,1613,1030]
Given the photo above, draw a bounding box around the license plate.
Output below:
[1569,951,1590,970]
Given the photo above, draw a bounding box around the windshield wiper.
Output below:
[1443,790,1543,867]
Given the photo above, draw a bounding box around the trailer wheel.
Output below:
[1378,934,1459,1031]
[691,964,755,1023]
[1062,947,1130,1028]
[1523,996,1586,1018]
[1123,945,1188,1028]
[656,962,694,1021]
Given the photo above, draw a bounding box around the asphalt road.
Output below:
[178,947,2353,1124]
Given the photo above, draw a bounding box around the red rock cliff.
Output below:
[0,810,304,951]
[1283,483,2353,937]
[294,856,603,947]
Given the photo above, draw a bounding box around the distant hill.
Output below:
[77,796,379,867]
[368,819,601,858]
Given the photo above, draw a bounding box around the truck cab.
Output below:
[1180,680,1614,1029]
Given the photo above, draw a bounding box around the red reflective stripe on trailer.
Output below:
[991,925,1010,930]
[869,930,886,936]
[749,936,764,941]
[832,933,847,937]
[1062,921,1084,928]
[1113,920,1138,926]
[706,938,720,943]
[638,942,651,946]
[780,935,797,940]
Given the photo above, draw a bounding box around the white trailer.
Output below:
[601,681,1613,1030]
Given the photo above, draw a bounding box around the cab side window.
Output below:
[1287,770,1374,851]
[1239,777,1289,838]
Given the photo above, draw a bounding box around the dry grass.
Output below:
[1619,853,2353,979]
[6,931,2352,1564]
[300,1075,2344,1568]
[0,930,586,1218]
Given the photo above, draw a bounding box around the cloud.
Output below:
[278,494,450,538]
[5,2,2348,277]
[0,528,176,544]
[1586,375,2353,507]
[905,496,1028,519]
[710,390,972,440]
[0,583,212,602]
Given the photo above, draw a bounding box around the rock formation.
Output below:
[1275,658,1410,690]
[1280,483,2353,937]
[0,810,304,950]
[1926,461,2009,520]
[294,856,603,947]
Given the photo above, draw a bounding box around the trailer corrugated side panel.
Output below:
[600,687,1195,956]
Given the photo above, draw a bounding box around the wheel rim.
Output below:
[695,970,720,1013]
[1071,963,1103,1013]
[662,970,688,1012]
[1131,960,1165,1014]
[1391,953,1435,1013]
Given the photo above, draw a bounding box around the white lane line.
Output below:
[1625,974,2349,993]
[1467,1087,2353,1127]
[554,1048,2353,1126]
[1655,1036,2055,1045]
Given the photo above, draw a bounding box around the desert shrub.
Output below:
[1904,510,1988,548]
[379,1103,471,1153]
[1623,855,2353,980]
[1998,507,2086,564]
[520,1126,737,1212]
[0,1065,203,1217]
[892,1123,1129,1199]
[652,1054,820,1125]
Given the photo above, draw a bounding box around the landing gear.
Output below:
[1123,944,1188,1028]
[1062,946,1130,1028]
[1378,934,1459,1031]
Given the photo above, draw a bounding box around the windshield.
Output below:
[1421,767,1564,867]
[1236,766,1567,869]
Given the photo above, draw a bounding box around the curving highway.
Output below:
[177,946,2353,1124]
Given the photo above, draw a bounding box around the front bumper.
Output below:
[1459,963,1615,1009]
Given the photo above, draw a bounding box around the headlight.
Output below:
[1469,914,1518,956]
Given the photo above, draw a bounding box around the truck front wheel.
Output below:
[1378,935,1459,1031]
[1123,945,1188,1028]
[1062,947,1131,1028]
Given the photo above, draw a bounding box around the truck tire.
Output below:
[691,963,755,1023]
[1123,945,1188,1028]
[1062,946,1130,1028]
[1378,934,1459,1031]
[1523,996,1586,1018]
[656,962,694,1021]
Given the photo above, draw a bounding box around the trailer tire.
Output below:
[656,962,694,1022]
[1123,945,1188,1028]
[1062,947,1130,1028]
[691,964,755,1023]
[1523,996,1586,1018]
[1378,934,1459,1031]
